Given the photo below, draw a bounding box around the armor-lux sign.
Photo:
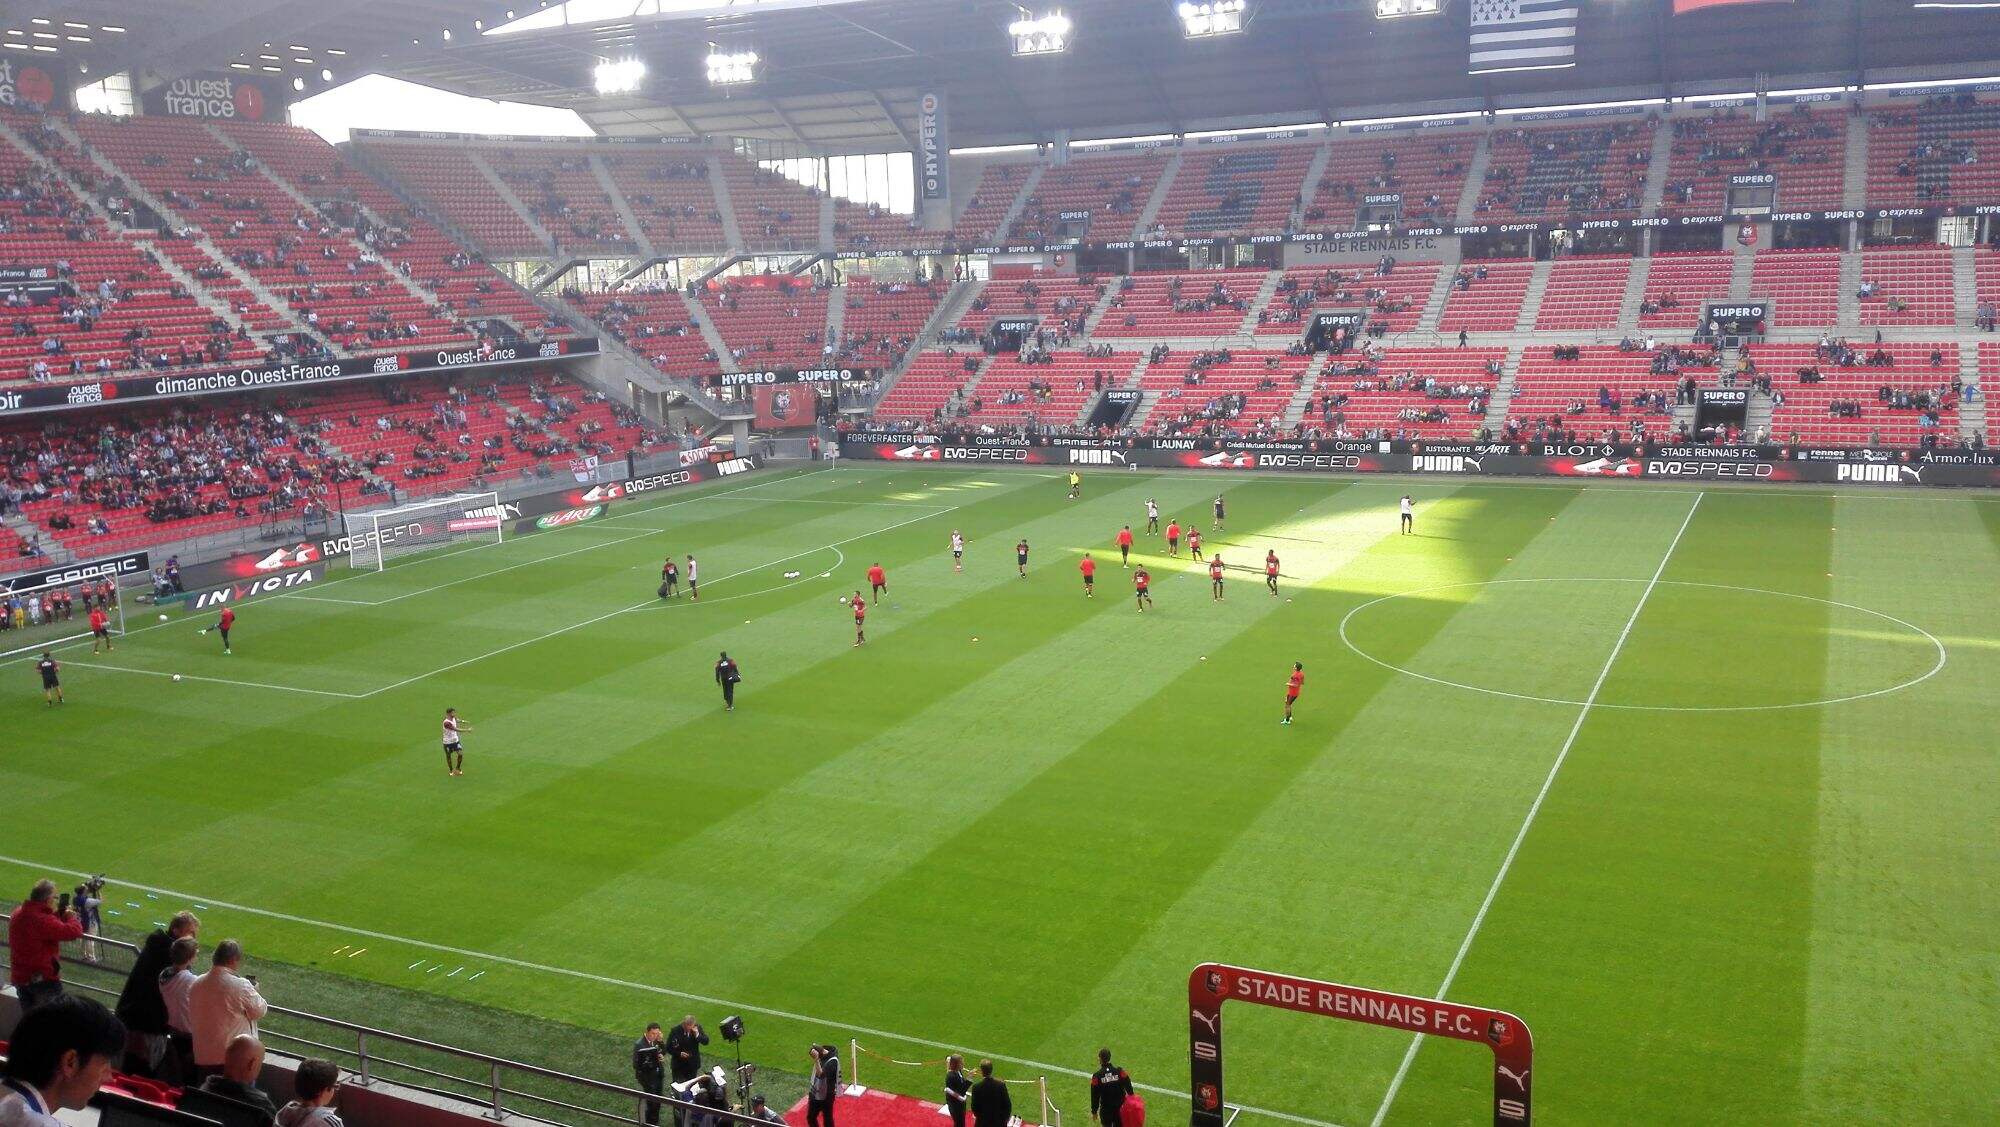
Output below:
[1187,963,1534,1127]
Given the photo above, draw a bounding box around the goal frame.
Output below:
[0,568,126,661]
[1187,962,1534,1126]
[341,491,504,572]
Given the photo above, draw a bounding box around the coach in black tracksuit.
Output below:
[633,1023,666,1125]
[1089,1049,1133,1126]
[715,653,740,711]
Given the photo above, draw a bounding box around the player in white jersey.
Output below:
[686,554,700,600]
[1400,495,1413,535]
[950,530,965,572]
[442,708,472,776]
[1145,499,1160,535]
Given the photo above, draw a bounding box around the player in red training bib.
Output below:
[1165,520,1181,556]
[215,607,235,654]
[1079,553,1097,598]
[1187,527,1203,560]
[1133,566,1153,612]
[1283,662,1304,725]
[1115,525,1134,567]
[867,562,887,600]
[1265,550,1281,597]
[1208,553,1225,601]
[850,591,867,647]
[88,606,112,653]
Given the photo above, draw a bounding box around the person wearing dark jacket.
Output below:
[806,1044,840,1127]
[943,1055,972,1127]
[714,653,741,711]
[7,879,86,1010]
[665,1016,709,1084]
[633,1022,666,1125]
[116,911,200,1075]
[970,1060,1011,1127]
[1089,1049,1134,1126]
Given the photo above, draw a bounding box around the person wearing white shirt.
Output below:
[158,936,201,1083]
[188,940,268,1078]
[0,996,126,1127]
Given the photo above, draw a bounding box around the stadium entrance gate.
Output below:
[1186,963,1534,1126]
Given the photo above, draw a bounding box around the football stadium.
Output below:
[2,1,1997,1124]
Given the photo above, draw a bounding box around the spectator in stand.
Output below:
[970,1061,1012,1127]
[115,909,200,1075]
[6,880,86,1011]
[200,1034,279,1120]
[1088,1049,1134,1126]
[0,996,126,1127]
[189,939,269,1080]
[160,936,201,1084]
[274,1058,345,1127]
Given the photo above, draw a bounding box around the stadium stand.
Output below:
[1856,244,1956,326]
[1535,256,1633,331]
[1297,347,1497,439]
[1136,349,1311,434]
[719,152,821,249]
[1095,269,1262,338]
[1751,248,1843,328]
[1009,151,1170,244]
[351,140,549,256]
[873,349,985,425]
[697,277,832,369]
[950,160,1034,245]
[1307,133,1473,230]
[1150,144,1315,238]
[1638,252,1734,331]
[1661,106,1846,213]
[1475,119,1655,221]
[832,197,926,250]
[1254,262,1438,337]
[1750,341,1959,447]
[1866,95,2000,206]
[1506,345,1692,443]
[957,350,1134,428]
[957,273,1100,333]
[600,152,730,252]
[483,148,639,255]
[566,288,715,373]
[1437,259,1537,333]
[838,278,946,369]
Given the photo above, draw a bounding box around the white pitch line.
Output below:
[1368,490,1705,1127]
[0,853,1343,1127]
[358,505,957,699]
[62,660,369,699]
[294,529,662,608]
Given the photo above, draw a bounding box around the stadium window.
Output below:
[74,71,133,116]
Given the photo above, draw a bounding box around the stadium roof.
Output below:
[40,0,2000,152]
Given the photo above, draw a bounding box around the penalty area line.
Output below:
[0,853,1347,1127]
[62,660,369,699]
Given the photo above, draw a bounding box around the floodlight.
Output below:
[1375,0,1440,17]
[594,57,646,94]
[705,50,757,85]
[1179,0,1246,38]
[1009,11,1071,56]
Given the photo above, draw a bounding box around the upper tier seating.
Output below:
[1437,259,1537,333]
[957,350,1136,428]
[1751,341,1959,447]
[951,162,1034,245]
[1254,262,1438,337]
[601,153,729,252]
[568,290,715,374]
[1307,134,1473,230]
[838,279,946,370]
[483,149,638,255]
[1866,97,2000,207]
[1638,252,1733,331]
[1302,347,1498,440]
[1535,256,1632,331]
[1857,245,1956,326]
[719,154,820,250]
[1151,145,1315,238]
[698,279,831,369]
[832,197,926,250]
[1507,346,1687,442]
[1095,270,1263,338]
[1751,248,1842,328]
[1661,107,1845,214]
[1976,246,2000,323]
[1136,349,1311,435]
[1010,152,1170,244]
[353,141,546,255]
[1475,119,1655,222]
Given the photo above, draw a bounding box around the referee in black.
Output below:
[633,1023,666,1126]
[715,652,740,712]
[1088,1049,1133,1127]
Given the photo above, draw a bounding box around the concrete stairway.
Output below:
[1838,249,1861,330]
[1280,351,1334,427]
[706,154,746,250]
[1453,133,1492,225]
[49,116,192,235]
[1293,143,1332,228]
[1958,346,1986,445]
[130,234,256,339]
[1951,244,1978,329]
[822,283,848,353]
[818,196,836,251]
[1238,269,1284,335]
[1639,122,1675,219]
[688,299,738,372]
[1841,112,1871,210]
[1729,244,1756,301]
[1477,346,1524,434]
[468,151,557,251]
[992,163,1045,245]
[1513,260,1554,333]
[1082,278,1123,335]
[1618,256,1653,329]
[1131,150,1184,239]
[589,155,656,258]
[1417,260,1459,332]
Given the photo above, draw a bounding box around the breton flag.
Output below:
[1470,0,1579,75]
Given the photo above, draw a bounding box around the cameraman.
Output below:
[7,879,86,1010]
[73,877,104,965]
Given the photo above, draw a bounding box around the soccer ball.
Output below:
[838,596,849,605]
[158,614,168,622]
[172,675,183,683]
[199,628,208,636]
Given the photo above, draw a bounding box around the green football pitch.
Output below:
[8,464,1997,1125]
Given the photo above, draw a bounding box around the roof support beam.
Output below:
[869,91,916,151]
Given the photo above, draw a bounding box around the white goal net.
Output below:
[341,491,503,572]
[0,568,125,661]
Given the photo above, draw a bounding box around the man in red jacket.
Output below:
[8,879,86,1010]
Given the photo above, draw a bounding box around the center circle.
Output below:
[1337,578,1946,713]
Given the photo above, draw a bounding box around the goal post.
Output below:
[341,491,503,572]
[0,568,125,661]
[1188,963,1534,1126]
